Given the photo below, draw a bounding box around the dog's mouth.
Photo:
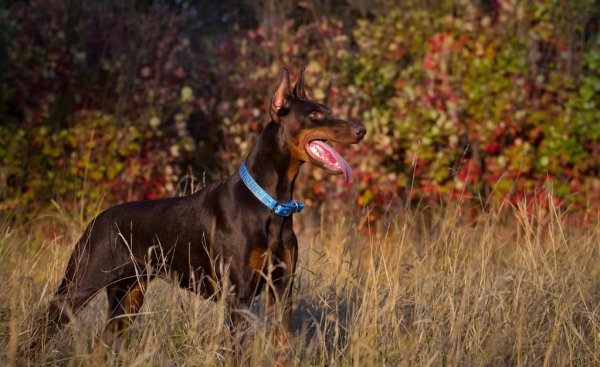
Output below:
[305,139,353,183]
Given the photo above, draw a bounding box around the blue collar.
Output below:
[239,161,304,217]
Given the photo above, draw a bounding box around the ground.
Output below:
[1,201,599,366]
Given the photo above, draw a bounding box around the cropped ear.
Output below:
[293,67,307,100]
[270,68,291,122]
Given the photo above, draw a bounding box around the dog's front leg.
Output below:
[267,244,297,364]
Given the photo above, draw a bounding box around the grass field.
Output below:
[1,199,599,366]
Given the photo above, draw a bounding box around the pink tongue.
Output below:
[306,140,353,183]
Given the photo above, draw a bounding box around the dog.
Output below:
[30,67,366,357]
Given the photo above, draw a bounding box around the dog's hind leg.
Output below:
[29,283,99,355]
[28,219,116,355]
[100,277,148,348]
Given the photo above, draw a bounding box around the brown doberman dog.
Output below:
[30,68,366,357]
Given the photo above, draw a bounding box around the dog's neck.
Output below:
[243,121,299,202]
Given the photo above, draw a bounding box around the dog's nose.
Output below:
[353,125,366,138]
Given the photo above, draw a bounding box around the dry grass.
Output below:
[1,200,600,366]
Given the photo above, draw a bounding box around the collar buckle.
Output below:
[239,161,304,218]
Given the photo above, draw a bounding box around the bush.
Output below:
[0,1,199,217]
[1,0,599,220]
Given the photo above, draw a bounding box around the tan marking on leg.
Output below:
[101,281,147,347]
[280,247,296,274]
[248,248,269,273]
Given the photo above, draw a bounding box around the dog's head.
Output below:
[270,68,366,182]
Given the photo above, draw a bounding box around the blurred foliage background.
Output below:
[1,0,599,221]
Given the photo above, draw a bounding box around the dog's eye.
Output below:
[309,111,323,120]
